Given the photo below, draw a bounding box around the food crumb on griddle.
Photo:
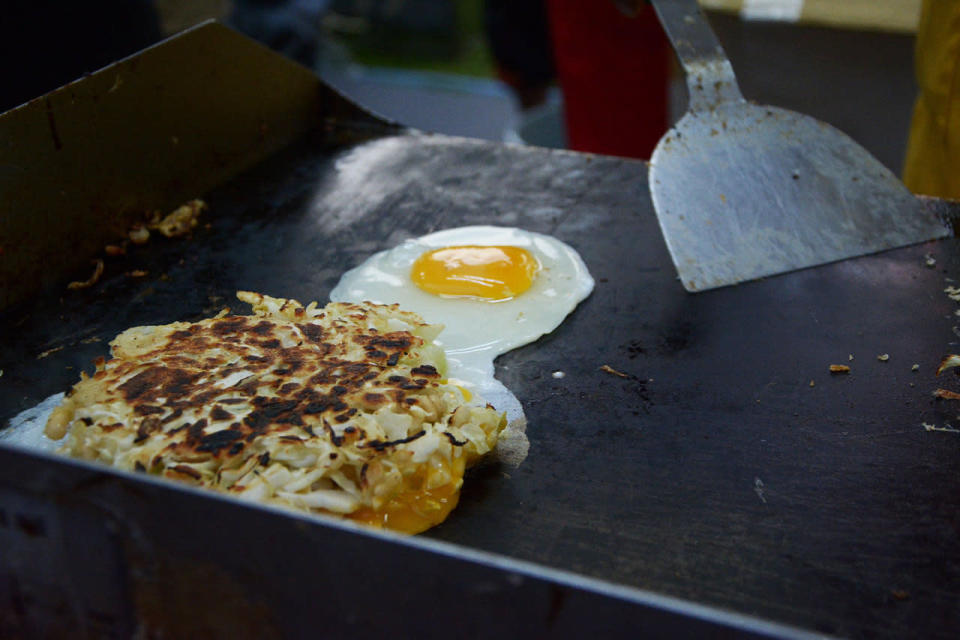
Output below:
[123,198,207,249]
[877,354,890,362]
[936,354,960,375]
[829,364,850,374]
[933,388,960,400]
[36,346,64,360]
[67,259,104,290]
[129,225,150,244]
[924,253,936,268]
[923,422,960,433]
[600,364,629,378]
[151,199,206,238]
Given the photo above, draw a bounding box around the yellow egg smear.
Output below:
[347,456,467,535]
[411,245,539,301]
[443,378,473,402]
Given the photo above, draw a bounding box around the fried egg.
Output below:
[329,225,594,461]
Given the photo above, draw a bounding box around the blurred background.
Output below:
[2,0,923,172]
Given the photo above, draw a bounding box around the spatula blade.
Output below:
[649,102,949,292]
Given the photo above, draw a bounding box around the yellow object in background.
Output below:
[903,0,960,197]
[701,0,921,32]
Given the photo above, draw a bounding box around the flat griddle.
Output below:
[2,23,959,639]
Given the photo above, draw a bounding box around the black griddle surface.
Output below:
[2,134,959,638]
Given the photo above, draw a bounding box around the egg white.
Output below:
[329,226,594,465]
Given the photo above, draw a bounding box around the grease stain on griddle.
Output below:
[661,319,696,353]
[624,339,647,359]
[620,320,696,360]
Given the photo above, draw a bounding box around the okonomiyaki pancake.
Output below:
[44,291,506,534]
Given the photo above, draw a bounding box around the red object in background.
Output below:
[546,0,671,159]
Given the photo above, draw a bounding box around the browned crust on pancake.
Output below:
[46,292,505,523]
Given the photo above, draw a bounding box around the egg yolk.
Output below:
[411,245,538,301]
[347,456,466,534]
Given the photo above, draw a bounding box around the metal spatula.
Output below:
[647,0,948,292]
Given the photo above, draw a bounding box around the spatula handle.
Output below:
[648,0,744,111]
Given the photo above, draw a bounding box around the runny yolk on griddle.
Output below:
[347,456,467,534]
[411,245,539,301]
